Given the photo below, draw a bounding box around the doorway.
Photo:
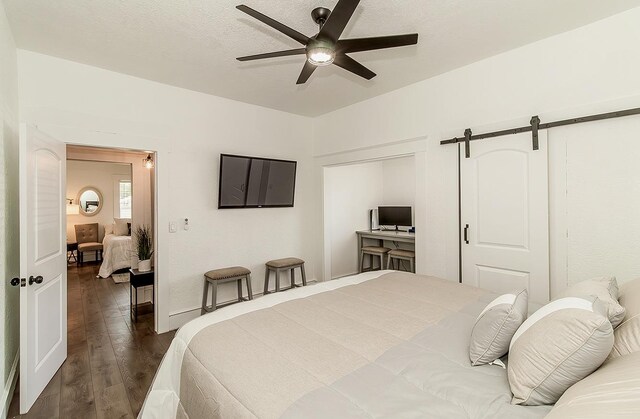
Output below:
[65,144,156,328]
[323,155,417,280]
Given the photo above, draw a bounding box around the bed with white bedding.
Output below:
[98,233,133,278]
[140,270,554,419]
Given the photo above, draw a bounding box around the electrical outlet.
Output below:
[169,222,177,233]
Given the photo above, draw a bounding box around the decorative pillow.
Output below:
[556,276,625,327]
[113,218,130,236]
[546,350,640,418]
[609,277,640,359]
[469,289,528,366]
[127,222,132,236]
[104,224,114,235]
[508,297,614,406]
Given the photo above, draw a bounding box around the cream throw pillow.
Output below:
[113,218,130,236]
[508,297,614,406]
[469,289,528,366]
[556,276,625,327]
[609,277,640,359]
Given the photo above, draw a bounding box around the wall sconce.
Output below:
[66,198,80,215]
[143,154,155,169]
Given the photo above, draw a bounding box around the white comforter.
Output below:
[99,234,133,278]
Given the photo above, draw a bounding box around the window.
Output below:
[118,181,132,218]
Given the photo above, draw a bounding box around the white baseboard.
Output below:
[1,351,19,419]
[168,279,317,330]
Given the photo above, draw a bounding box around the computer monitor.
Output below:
[378,206,412,229]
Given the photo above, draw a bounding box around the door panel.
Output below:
[461,132,549,304]
[34,275,63,368]
[20,125,67,413]
[35,149,63,261]
[476,150,529,249]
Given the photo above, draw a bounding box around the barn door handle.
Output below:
[29,275,43,285]
[464,224,469,244]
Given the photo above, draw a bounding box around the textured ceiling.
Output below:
[5,0,640,116]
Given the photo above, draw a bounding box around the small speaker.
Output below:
[369,209,379,231]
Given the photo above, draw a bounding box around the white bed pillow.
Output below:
[113,218,131,236]
[469,289,528,366]
[104,223,114,235]
[546,350,640,419]
[508,297,614,406]
[556,276,625,327]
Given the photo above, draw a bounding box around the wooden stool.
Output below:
[360,246,390,273]
[387,249,415,273]
[201,266,253,314]
[264,257,306,294]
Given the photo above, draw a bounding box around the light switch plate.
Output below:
[169,222,177,233]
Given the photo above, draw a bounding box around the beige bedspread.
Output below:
[140,271,552,419]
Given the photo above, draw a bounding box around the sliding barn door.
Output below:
[461,132,549,304]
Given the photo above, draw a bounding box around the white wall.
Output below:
[0,1,19,416]
[313,8,640,294]
[381,157,416,213]
[66,160,131,243]
[324,156,416,278]
[549,117,640,294]
[324,161,383,278]
[17,50,315,332]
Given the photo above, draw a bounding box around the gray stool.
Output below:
[264,257,306,294]
[201,266,253,314]
[387,249,415,273]
[360,246,391,273]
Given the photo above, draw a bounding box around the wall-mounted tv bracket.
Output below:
[441,107,640,158]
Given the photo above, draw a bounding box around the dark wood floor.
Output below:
[8,263,175,419]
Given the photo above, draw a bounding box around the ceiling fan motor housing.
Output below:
[311,7,331,27]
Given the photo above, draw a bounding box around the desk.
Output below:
[356,230,416,270]
[129,268,154,322]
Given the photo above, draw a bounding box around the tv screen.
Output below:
[218,154,297,208]
[378,206,412,227]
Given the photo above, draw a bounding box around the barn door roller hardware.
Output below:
[442,107,640,158]
[530,115,540,151]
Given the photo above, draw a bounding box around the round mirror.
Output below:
[77,187,103,216]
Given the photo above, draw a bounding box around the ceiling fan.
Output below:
[236,0,419,84]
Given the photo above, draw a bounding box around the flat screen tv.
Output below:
[378,206,412,228]
[218,154,297,208]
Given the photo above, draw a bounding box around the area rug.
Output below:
[112,273,129,284]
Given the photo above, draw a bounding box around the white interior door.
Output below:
[461,131,549,304]
[19,124,67,413]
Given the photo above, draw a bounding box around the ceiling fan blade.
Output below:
[237,48,306,62]
[333,54,376,80]
[337,33,418,53]
[236,5,309,45]
[317,0,360,44]
[296,61,317,84]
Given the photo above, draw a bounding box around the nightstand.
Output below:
[129,268,154,322]
[66,241,78,264]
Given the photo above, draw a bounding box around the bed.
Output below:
[98,233,133,278]
[140,270,555,418]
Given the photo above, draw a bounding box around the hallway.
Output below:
[8,263,174,418]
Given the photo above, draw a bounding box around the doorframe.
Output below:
[315,136,428,282]
[64,143,161,332]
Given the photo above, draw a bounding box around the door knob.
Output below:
[29,276,44,285]
[10,277,21,286]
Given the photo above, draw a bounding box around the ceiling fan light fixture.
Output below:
[307,46,335,66]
